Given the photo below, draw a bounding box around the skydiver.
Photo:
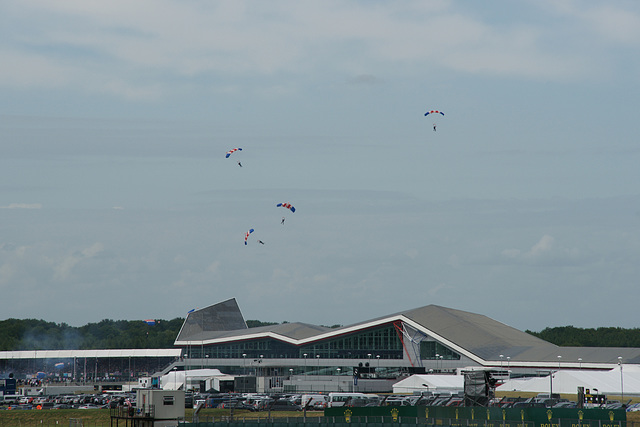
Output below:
[258,240,265,245]
[433,123,437,131]
[281,217,285,225]
[237,161,243,167]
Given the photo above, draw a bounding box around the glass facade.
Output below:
[183,322,461,365]
[300,324,403,359]
[186,338,298,359]
[419,340,461,360]
[185,323,404,360]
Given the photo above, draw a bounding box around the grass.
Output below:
[0,407,637,427]
[0,408,110,427]
[0,408,319,427]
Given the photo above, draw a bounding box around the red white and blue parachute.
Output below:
[244,228,255,245]
[225,148,242,158]
[54,362,65,369]
[424,110,444,116]
[144,319,156,326]
[276,203,295,213]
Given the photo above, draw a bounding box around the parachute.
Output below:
[244,228,255,245]
[424,110,444,116]
[277,202,296,213]
[225,148,242,158]
[54,362,65,369]
[144,319,156,326]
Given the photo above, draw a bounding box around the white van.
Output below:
[1,394,21,404]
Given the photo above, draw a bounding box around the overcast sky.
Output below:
[1,1,639,332]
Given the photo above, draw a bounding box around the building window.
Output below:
[419,341,460,360]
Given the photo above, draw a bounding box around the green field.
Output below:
[0,408,637,427]
[0,408,319,427]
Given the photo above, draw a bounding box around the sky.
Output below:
[1,1,639,332]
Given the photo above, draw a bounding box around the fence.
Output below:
[179,416,532,427]
[179,416,631,427]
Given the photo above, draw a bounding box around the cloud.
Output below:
[545,1,640,45]
[50,242,104,281]
[501,248,521,259]
[526,234,554,257]
[0,203,42,209]
[501,235,554,262]
[1,0,630,101]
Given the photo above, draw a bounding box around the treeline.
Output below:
[0,318,185,350]
[526,326,640,347]
[0,318,285,351]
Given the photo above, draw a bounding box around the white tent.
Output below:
[498,365,640,397]
[160,368,232,391]
[393,374,464,394]
[161,370,185,390]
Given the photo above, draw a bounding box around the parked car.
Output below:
[268,399,302,411]
[78,404,101,409]
[52,403,73,409]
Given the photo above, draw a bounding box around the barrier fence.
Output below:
[180,406,628,427]
[179,417,630,427]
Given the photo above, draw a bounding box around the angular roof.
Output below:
[173,300,640,367]
[175,298,248,343]
[400,305,559,361]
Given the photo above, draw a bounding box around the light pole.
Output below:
[618,356,624,406]
[578,358,582,369]
[435,354,439,372]
[506,357,511,378]
[303,353,308,377]
[558,355,562,369]
[172,366,177,390]
[336,368,341,376]
[499,354,504,371]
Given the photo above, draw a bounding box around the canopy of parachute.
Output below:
[244,228,255,245]
[277,202,295,213]
[225,148,242,158]
[424,110,444,116]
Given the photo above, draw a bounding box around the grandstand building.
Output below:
[2,298,639,395]
[173,298,640,388]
